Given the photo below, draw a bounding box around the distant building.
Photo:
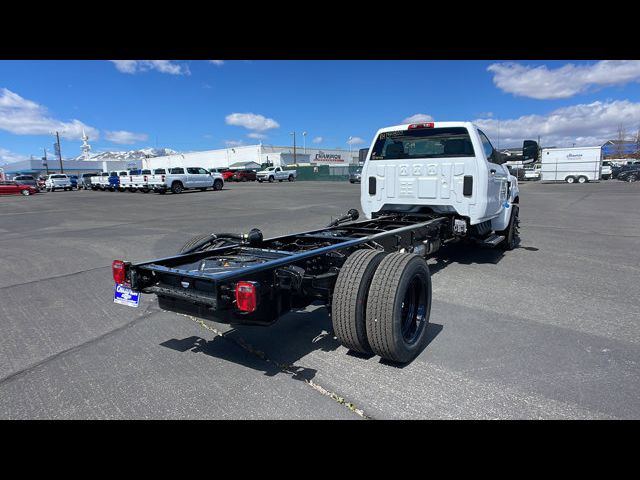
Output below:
[1,158,142,178]
[144,144,359,171]
[602,140,639,157]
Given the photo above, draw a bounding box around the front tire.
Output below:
[213,179,223,191]
[171,182,183,194]
[366,253,432,363]
[565,176,576,184]
[498,204,520,251]
[21,189,30,196]
[268,176,274,183]
[288,175,294,182]
[332,250,388,354]
[627,175,638,183]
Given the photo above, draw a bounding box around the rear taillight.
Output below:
[112,260,126,285]
[408,122,434,129]
[143,175,148,182]
[235,281,258,313]
[161,175,166,182]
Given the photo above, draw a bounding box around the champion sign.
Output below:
[114,283,140,307]
[315,152,345,163]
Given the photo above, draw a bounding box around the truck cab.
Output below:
[361,121,536,235]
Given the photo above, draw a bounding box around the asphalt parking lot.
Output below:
[1,180,639,419]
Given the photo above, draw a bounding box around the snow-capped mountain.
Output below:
[74,147,179,161]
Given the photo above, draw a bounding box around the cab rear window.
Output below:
[370,127,475,160]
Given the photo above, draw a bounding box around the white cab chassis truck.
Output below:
[114,121,537,364]
[540,146,602,183]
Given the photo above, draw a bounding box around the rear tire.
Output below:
[21,189,30,196]
[578,176,588,184]
[288,175,294,182]
[627,175,638,183]
[268,176,274,183]
[565,176,576,184]
[366,253,432,363]
[171,182,183,194]
[332,249,388,354]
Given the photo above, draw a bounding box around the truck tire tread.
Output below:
[366,253,432,363]
[332,249,387,354]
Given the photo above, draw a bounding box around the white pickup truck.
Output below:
[149,167,224,194]
[90,172,110,190]
[120,169,153,193]
[256,166,297,183]
[45,174,73,192]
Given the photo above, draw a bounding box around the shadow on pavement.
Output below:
[429,241,539,275]
[160,306,339,382]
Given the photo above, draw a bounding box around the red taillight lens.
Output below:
[235,281,257,313]
[408,122,435,129]
[112,260,126,284]
[143,175,148,182]
[161,175,166,182]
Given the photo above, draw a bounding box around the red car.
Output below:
[222,171,235,181]
[0,180,39,196]
[231,169,257,182]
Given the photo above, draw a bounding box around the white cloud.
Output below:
[225,112,279,131]
[224,140,245,147]
[209,60,224,66]
[312,136,323,144]
[477,112,494,118]
[0,147,28,165]
[0,88,99,140]
[105,130,149,145]
[110,60,190,76]
[488,60,640,100]
[474,100,640,148]
[402,113,434,124]
[347,136,366,145]
[247,132,267,140]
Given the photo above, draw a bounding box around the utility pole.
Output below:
[291,131,297,165]
[55,131,64,173]
[43,147,49,175]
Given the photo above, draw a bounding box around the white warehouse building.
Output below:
[143,144,361,171]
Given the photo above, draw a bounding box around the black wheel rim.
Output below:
[400,274,427,345]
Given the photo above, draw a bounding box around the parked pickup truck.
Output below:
[256,166,297,183]
[149,167,224,194]
[113,121,538,364]
[120,169,153,193]
[90,172,110,190]
[45,174,73,192]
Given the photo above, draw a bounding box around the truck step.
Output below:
[482,234,505,246]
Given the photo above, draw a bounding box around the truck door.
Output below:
[478,130,508,216]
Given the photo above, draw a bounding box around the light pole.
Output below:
[348,136,353,159]
[290,131,297,165]
[303,131,307,154]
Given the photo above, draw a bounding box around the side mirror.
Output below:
[523,140,539,162]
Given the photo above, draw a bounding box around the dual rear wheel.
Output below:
[332,250,432,363]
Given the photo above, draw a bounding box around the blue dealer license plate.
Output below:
[114,283,140,307]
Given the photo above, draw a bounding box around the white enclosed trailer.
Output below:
[540,146,602,183]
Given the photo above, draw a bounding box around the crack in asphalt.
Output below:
[0,264,111,290]
[0,304,158,387]
[181,314,370,419]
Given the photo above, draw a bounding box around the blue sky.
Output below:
[1,60,640,164]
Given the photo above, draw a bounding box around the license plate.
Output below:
[114,283,140,307]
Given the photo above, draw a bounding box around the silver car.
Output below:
[349,168,362,184]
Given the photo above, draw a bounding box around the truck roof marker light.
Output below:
[112,260,126,285]
[236,281,257,313]
[408,123,435,129]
